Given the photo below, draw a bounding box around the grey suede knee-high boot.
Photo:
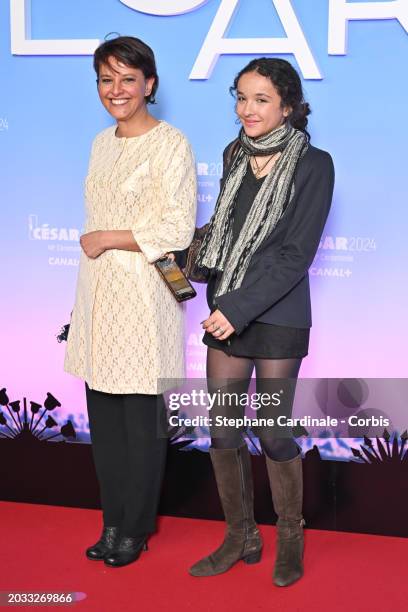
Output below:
[265,452,305,586]
[189,444,262,577]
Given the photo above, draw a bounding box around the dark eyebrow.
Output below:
[99,72,137,78]
[236,90,272,98]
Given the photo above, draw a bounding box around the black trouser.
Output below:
[85,384,168,537]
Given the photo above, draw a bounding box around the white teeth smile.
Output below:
[110,99,129,105]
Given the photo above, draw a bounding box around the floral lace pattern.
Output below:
[64,121,197,394]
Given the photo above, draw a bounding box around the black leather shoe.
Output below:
[104,535,148,567]
[86,526,120,561]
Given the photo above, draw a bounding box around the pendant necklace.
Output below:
[251,153,276,178]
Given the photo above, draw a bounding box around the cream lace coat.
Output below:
[64,121,197,394]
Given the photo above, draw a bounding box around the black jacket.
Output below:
[210,142,335,334]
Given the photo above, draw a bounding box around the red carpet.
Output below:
[0,502,406,611]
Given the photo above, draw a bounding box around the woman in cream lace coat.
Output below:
[65,36,196,568]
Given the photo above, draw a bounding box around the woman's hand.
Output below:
[80,231,107,259]
[202,309,235,341]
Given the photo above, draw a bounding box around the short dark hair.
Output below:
[230,58,311,138]
[93,35,159,104]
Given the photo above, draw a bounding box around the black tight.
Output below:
[207,348,301,461]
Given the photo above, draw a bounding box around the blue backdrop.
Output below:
[0,0,407,458]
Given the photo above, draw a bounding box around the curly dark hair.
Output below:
[93,36,159,104]
[230,58,311,138]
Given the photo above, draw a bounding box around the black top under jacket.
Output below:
[208,141,335,335]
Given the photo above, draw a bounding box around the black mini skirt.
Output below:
[202,321,309,359]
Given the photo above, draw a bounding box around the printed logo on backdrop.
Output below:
[28,215,81,267]
[119,0,210,14]
[312,234,378,279]
[198,193,214,204]
[197,161,221,207]
[10,0,408,79]
[186,331,207,376]
[0,117,8,131]
[197,161,222,178]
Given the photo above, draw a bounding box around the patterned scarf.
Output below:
[196,122,308,296]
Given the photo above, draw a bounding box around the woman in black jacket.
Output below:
[189,58,334,586]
